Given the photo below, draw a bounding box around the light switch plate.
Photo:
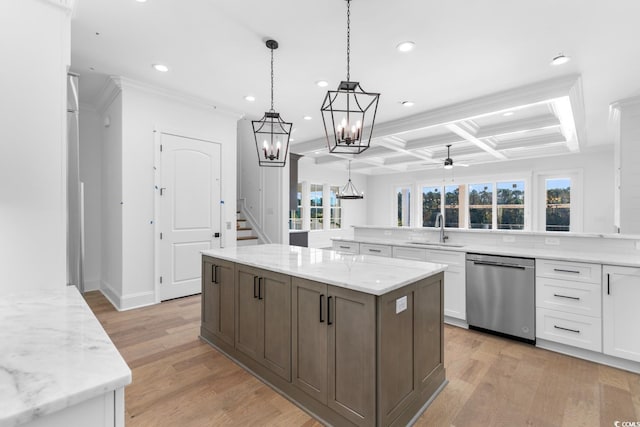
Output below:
[396,296,407,314]
[545,237,560,246]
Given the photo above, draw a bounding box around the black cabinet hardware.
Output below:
[319,294,325,323]
[211,265,216,283]
[214,266,219,284]
[253,276,258,298]
[258,277,263,300]
[339,245,349,249]
[553,268,580,274]
[369,249,381,253]
[554,325,580,334]
[607,273,610,295]
[327,296,333,325]
[553,293,580,301]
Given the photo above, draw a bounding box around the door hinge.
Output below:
[160,232,163,240]
[160,276,163,284]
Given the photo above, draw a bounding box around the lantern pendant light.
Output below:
[252,39,292,167]
[321,0,380,155]
[337,160,364,199]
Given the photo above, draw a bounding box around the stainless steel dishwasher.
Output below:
[466,253,535,343]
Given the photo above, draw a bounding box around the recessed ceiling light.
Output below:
[136,0,147,2]
[503,111,514,117]
[290,138,295,142]
[303,116,312,120]
[244,95,255,102]
[316,80,329,87]
[153,64,169,72]
[396,41,415,53]
[551,53,571,66]
[401,101,415,107]
[314,151,321,154]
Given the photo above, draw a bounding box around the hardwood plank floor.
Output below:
[84,291,640,427]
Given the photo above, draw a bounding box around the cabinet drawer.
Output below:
[425,249,465,266]
[536,277,601,317]
[360,243,392,257]
[332,241,359,254]
[536,308,602,352]
[392,246,428,261]
[536,259,602,284]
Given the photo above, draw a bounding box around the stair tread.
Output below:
[237,236,258,240]
[237,227,252,231]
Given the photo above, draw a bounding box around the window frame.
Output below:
[534,170,583,232]
[394,184,413,227]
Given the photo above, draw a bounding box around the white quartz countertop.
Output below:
[0,287,132,427]
[332,237,640,267]
[201,244,447,296]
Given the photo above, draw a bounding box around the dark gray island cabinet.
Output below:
[200,244,447,427]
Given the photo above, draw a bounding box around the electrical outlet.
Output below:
[396,296,407,314]
[226,221,232,230]
[503,235,516,243]
[545,237,560,246]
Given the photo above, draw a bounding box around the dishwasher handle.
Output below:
[471,260,527,270]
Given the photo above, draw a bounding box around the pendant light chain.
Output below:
[270,46,275,111]
[346,0,351,81]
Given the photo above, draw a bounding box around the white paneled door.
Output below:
[159,133,221,301]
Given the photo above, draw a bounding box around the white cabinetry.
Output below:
[360,243,392,257]
[535,259,602,352]
[392,246,427,261]
[603,265,640,362]
[426,250,466,323]
[331,241,359,254]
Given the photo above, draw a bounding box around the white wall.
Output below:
[297,157,368,248]
[100,92,123,301]
[365,148,614,234]
[95,79,238,310]
[237,119,288,244]
[78,107,103,291]
[0,0,71,292]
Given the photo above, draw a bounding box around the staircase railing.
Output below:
[237,198,271,245]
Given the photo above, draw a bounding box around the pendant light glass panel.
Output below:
[252,39,292,167]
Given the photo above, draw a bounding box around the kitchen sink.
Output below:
[405,241,465,248]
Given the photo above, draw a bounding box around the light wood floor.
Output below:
[84,291,640,427]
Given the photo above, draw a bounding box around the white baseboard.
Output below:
[536,338,640,374]
[100,280,157,311]
[444,316,469,329]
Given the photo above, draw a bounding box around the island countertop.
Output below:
[201,243,447,296]
[0,287,132,427]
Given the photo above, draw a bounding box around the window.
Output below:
[497,181,525,230]
[422,186,441,227]
[289,183,303,230]
[396,186,411,226]
[310,184,323,230]
[329,186,342,229]
[444,185,460,228]
[546,178,571,232]
[468,183,493,229]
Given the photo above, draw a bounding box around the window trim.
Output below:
[534,170,583,232]
[393,183,414,227]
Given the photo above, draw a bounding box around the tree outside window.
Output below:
[497,181,525,230]
[444,185,460,228]
[310,184,323,230]
[469,183,493,229]
[546,178,571,231]
[329,186,342,229]
[422,186,441,227]
[397,186,411,226]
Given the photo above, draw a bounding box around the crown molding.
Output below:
[611,94,640,111]
[114,77,244,119]
[95,76,123,115]
[36,0,75,14]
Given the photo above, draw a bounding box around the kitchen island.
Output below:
[200,244,447,427]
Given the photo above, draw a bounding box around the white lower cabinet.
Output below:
[603,265,640,362]
[426,250,466,322]
[331,241,359,254]
[535,259,602,352]
[359,243,392,257]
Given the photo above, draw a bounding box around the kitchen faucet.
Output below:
[435,213,448,243]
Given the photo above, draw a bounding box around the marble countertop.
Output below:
[0,287,132,427]
[332,237,640,267]
[202,244,447,296]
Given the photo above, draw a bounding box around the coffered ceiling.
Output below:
[71,0,640,174]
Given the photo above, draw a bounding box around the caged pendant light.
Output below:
[321,0,380,155]
[337,160,364,199]
[252,39,292,167]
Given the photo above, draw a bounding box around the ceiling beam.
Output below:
[475,114,560,139]
[446,122,508,160]
[404,133,465,151]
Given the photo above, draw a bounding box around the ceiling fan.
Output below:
[442,144,469,169]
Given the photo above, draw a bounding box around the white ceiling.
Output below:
[71,0,640,173]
